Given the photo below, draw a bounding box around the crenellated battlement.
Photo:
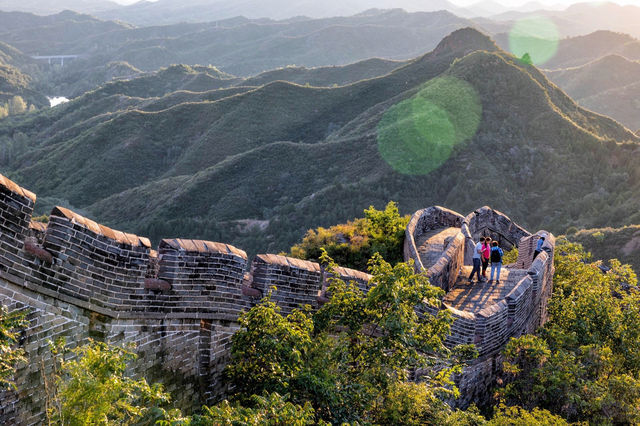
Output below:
[0,173,553,421]
[0,174,367,321]
[0,173,375,423]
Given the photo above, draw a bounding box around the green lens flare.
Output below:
[508,16,559,66]
[377,76,482,175]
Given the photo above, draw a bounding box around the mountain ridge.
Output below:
[2,28,639,258]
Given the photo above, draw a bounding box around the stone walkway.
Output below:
[443,265,528,313]
[415,227,460,270]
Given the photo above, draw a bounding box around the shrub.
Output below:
[290,201,409,270]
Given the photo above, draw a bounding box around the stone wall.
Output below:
[0,172,555,421]
[404,205,556,408]
[464,206,531,265]
[428,233,466,292]
[0,173,373,424]
[404,206,466,291]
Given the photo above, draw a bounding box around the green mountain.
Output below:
[567,225,640,276]
[546,55,640,131]
[61,59,404,107]
[0,42,48,109]
[2,28,639,258]
[242,58,406,88]
[48,61,143,98]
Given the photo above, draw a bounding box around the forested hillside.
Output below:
[1,28,639,259]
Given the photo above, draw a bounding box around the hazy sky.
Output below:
[111,0,640,5]
[452,0,640,4]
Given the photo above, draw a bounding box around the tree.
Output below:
[498,238,640,423]
[0,306,26,390]
[520,53,533,65]
[225,297,313,400]
[44,339,171,425]
[225,251,476,424]
[290,201,410,270]
[488,404,568,425]
[161,393,321,425]
[7,96,26,115]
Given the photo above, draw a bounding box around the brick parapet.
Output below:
[448,233,555,359]
[250,254,323,313]
[0,173,372,322]
[464,206,531,265]
[154,239,249,318]
[40,212,151,311]
[404,206,466,292]
[404,206,466,274]
[427,232,465,292]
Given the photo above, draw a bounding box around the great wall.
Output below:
[0,174,555,424]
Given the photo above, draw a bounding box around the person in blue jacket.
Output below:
[489,241,504,284]
[533,233,546,260]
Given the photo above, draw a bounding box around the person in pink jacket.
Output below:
[481,236,492,279]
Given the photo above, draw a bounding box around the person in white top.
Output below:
[468,237,485,284]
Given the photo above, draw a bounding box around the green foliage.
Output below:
[7,95,26,115]
[32,214,49,223]
[519,53,533,66]
[44,339,171,425]
[226,296,313,400]
[502,248,518,264]
[0,306,26,390]
[290,201,409,270]
[487,404,568,425]
[567,224,640,275]
[565,226,578,235]
[0,96,30,119]
[162,393,320,426]
[498,238,640,424]
[225,251,476,424]
[376,381,477,425]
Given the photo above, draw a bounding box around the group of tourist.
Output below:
[469,236,503,284]
[468,233,547,285]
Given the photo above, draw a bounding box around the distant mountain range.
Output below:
[96,0,467,25]
[488,2,640,38]
[2,28,639,258]
[0,9,475,79]
[546,54,640,132]
[0,7,637,139]
[0,0,118,15]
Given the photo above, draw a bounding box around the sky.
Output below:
[111,0,640,5]
[452,0,640,5]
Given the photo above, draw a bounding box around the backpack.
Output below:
[490,246,503,263]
